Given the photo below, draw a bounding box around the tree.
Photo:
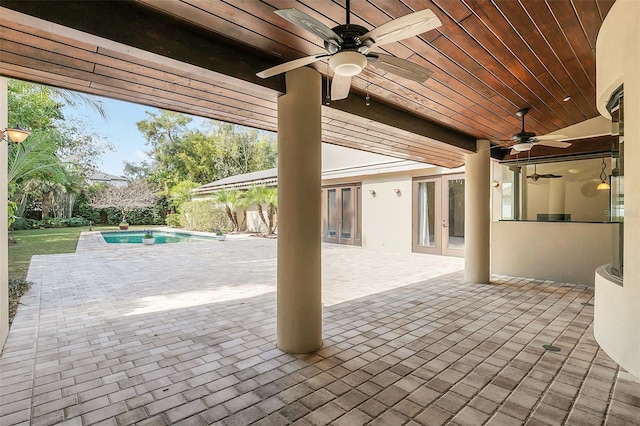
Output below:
[244,185,269,233]
[169,180,199,212]
[7,79,113,225]
[212,188,241,231]
[135,113,277,191]
[264,187,278,234]
[91,180,157,224]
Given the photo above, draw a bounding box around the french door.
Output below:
[412,174,465,256]
[322,184,361,246]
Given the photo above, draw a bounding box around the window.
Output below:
[498,157,613,223]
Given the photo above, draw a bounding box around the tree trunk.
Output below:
[267,204,276,234]
[240,208,247,231]
[224,205,235,230]
[232,210,239,231]
[256,203,268,233]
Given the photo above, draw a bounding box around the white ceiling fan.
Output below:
[256,0,442,101]
[508,108,571,154]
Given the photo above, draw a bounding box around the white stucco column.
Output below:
[594,0,640,379]
[464,139,491,283]
[1,78,9,348]
[277,67,322,353]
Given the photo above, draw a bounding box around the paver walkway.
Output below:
[1,234,639,425]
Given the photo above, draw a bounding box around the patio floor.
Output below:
[1,233,639,425]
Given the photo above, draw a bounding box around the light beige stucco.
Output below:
[361,175,413,252]
[464,140,491,283]
[594,0,640,379]
[276,67,322,353]
[1,78,9,347]
[491,221,613,286]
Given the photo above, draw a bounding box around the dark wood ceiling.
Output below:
[0,0,614,167]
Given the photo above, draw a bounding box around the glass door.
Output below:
[443,175,465,256]
[322,184,361,246]
[413,174,465,257]
[413,178,441,254]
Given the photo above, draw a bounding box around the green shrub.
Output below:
[181,201,231,232]
[9,218,39,230]
[165,213,183,228]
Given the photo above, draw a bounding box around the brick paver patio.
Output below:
[1,233,639,425]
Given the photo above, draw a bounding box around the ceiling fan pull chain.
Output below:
[326,62,331,105]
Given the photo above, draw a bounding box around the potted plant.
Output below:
[142,229,155,245]
[216,229,226,241]
[119,222,129,230]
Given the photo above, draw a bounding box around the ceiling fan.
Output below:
[508,108,571,154]
[256,0,441,101]
[527,164,563,182]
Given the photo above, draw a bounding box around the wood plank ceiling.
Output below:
[0,0,615,167]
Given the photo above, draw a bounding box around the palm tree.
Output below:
[264,187,278,234]
[236,192,252,231]
[244,185,269,233]
[212,188,234,230]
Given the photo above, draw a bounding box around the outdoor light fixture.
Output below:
[597,158,611,191]
[2,126,30,143]
[369,189,376,196]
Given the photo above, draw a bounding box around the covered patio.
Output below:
[1,236,639,425]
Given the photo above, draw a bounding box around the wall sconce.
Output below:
[2,126,30,144]
[491,180,500,188]
[369,189,376,196]
[596,158,611,191]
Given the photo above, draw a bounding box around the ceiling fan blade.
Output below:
[536,140,572,148]
[331,74,352,101]
[256,54,327,78]
[275,9,343,47]
[535,134,568,141]
[360,9,441,51]
[368,53,433,83]
[540,174,563,178]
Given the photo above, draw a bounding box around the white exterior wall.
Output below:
[593,0,640,379]
[361,175,413,253]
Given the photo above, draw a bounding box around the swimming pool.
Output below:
[101,230,213,244]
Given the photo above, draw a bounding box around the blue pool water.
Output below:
[101,231,213,244]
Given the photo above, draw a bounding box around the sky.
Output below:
[63,95,206,177]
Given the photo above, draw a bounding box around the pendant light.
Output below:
[597,158,611,190]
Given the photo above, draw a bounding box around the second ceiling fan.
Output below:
[508,108,571,154]
[256,0,442,100]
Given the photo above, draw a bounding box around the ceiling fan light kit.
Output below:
[329,51,367,76]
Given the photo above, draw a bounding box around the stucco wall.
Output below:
[361,175,413,253]
[593,0,640,379]
[491,221,614,287]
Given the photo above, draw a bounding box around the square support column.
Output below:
[277,67,323,353]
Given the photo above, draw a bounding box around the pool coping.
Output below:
[76,228,252,252]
